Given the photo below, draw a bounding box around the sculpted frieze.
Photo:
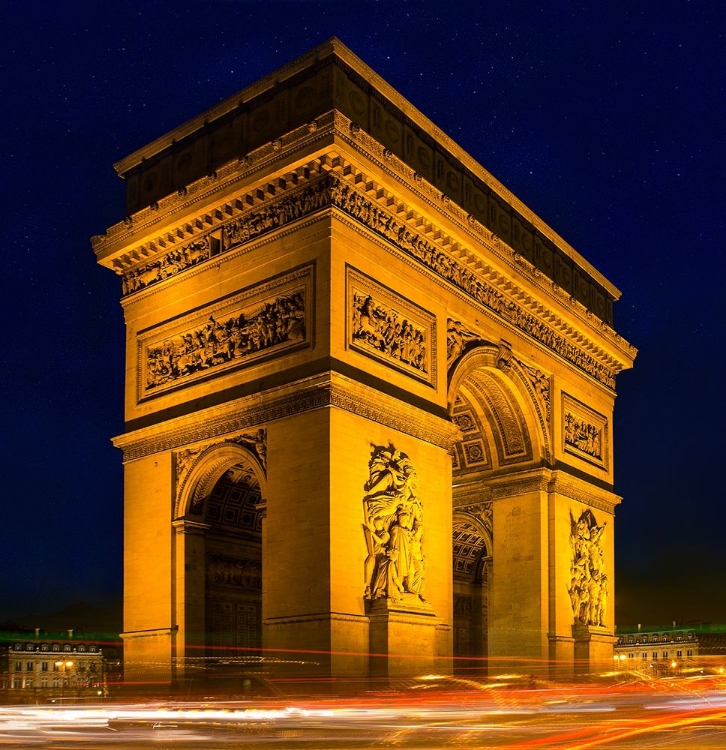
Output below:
[139,266,312,398]
[515,359,551,423]
[362,444,428,607]
[569,509,608,627]
[122,177,331,297]
[329,176,616,389]
[123,236,212,295]
[207,555,262,589]
[446,320,482,368]
[227,428,267,473]
[348,268,435,386]
[122,165,617,389]
[562,393,608,470]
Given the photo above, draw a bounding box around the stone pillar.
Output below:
[171,520,208,679]
[488,474,550,674]
[121,451,174,684]
[262,388,454,681]
[368,599,442,678]
[573,625,617,675]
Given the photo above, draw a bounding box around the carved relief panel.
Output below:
[562,393,609,470]
[137,265,313,400]
[347,266,436,387]
[568,509,608,627]
[362,444,428,606]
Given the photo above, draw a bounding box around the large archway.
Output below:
[448,341,550,671]
[173,442,266,676]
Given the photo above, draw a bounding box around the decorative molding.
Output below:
[173,431,267,514]
[455,502,493,538]
[547,471,621,513]
[137,265,312,400]
[114,372,458,462]
[562,393,609,471]
[446,319,483,369]
[122,235,213,295]
[103,154,629,391]
[347,266,436,387]
[515,358,551,424]
[327,174,618,389]
[94,110,634,371]
[453,469,621,514]
[108,161,629,389]
[227,429,267,474]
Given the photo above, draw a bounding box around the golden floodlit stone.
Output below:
[93,38,636,684]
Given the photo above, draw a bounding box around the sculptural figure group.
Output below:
[568,509,608,626]
[564,412,602,459]
[352,293,427,373]
[146,291,305,389]
[363,445,426,603]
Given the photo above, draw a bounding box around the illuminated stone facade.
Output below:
[614,626,726,675]
[0,637,105,698]
[93,39,636,682]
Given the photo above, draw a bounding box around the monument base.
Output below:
[367,597,442,678]
[573,623,617,675]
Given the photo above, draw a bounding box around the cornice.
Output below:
[93,115,634,383]
[548,470,622,513]
[113,371,458,462]
[452,467,620,514]
[110,38,619,303]
[92,112,340,264]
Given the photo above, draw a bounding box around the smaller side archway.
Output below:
[452,512,492,675]
[173,442,266,677]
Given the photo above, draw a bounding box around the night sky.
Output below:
[3,1,724,628]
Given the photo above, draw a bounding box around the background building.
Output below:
[614,624,726,675]
[0,630,120,702]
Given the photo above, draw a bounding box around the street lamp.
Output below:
[55,660,73,702]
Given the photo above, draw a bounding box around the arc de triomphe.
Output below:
[93,39,636,683]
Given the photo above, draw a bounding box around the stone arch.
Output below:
[452,511,492,674]
[172,441,267,675]
[447,344,550,473]
[175,441,267,521]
